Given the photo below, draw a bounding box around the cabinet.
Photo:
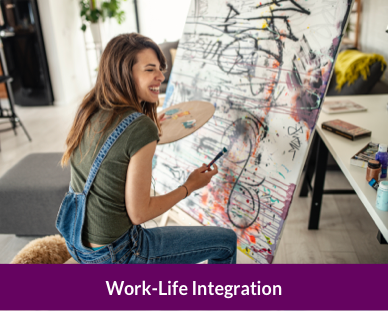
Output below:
[0,0,53,106]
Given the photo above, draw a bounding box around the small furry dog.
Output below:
[11,235,71,264]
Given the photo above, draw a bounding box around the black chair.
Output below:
[0,75,32,151]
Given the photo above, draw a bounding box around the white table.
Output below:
[302,94,388,242]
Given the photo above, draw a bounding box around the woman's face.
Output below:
[132,48,165,103]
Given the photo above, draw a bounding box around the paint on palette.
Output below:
[183,119,196,129]
[165,108,181,115]
[153,0,353,264]
[161,110,191,122]
[172,111,190,120]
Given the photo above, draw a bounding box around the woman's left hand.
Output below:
[158,113,165,123]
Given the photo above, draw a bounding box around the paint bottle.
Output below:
[376,181,388,211]
[375,143,388,179]
[366,160,381,182]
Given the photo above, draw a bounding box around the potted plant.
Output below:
[80,0,127,44]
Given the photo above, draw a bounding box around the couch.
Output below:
[158,40,179,93]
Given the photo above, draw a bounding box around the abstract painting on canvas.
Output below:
[153,0,354,264]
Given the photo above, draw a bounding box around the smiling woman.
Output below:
[56,33,237,264]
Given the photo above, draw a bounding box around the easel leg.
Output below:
[159,206,203,227]
[159,211,170,227]
[308,133,329,230]
[377,230,387,244]
[300,132,318,197]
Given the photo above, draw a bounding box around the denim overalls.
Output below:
[56,112,143,264]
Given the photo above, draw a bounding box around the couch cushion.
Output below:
[0,153,70,235]
[170,48,177,65]
[160,83,168,94]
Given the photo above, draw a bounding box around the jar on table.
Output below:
[366,160,381,182]
[376,181,388,212]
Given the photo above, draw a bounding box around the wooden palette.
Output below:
[157,101,215,145]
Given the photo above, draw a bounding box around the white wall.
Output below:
[36,0,191,106]
[99,0,138,47]
[138,0,191,44]
[359,0,388,81]
[37,0,90,106]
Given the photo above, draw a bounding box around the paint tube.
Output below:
[368,178,379,191]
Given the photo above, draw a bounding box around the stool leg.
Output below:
[4,73,32,142]
[16,117,32,142]
[10,116,18,136]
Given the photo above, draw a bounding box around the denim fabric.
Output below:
[122,225,237,264]
[71,224,237,264]
[56,111,237,264]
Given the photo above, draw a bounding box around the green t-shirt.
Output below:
[70,109,159,245]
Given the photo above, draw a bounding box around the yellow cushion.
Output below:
[335,50,387,91]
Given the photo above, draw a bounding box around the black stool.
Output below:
[0,75,32,151]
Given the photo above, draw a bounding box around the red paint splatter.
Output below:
[246,199,250,203]
[249,235,256,243]
[201,188,208,205]
[213,202,224,214]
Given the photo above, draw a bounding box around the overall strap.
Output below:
[83,112,143,195]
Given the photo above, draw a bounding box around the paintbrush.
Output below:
[207,147,228,168]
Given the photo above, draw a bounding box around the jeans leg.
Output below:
[130,226,237,264]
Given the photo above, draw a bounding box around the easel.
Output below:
[155,100,214,227]
[151,186,202,227]
[159,205,202,227]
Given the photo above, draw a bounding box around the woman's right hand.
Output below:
[184,163,218,195]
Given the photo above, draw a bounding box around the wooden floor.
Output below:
[0,101,387,264]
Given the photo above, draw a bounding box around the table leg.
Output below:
[308,133,329,230]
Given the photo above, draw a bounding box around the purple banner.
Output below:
[0,264,386,310]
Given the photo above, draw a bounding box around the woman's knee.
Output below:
[215,227,237,249]
[227,229,237,248]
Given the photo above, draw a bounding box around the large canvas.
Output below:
[153,0,353,264]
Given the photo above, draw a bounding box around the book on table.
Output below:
[321,119,371,141]
[322,100,367,114]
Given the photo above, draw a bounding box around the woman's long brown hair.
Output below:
[61,33,166,166]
